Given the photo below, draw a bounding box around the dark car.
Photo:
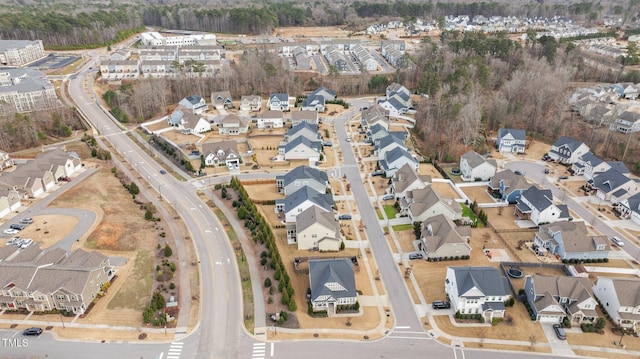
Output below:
[23,327,43,336]
[553,324,566,340]
[544,168,550,174]
[10,223,25,231]
[432,301,451,310]
[160,170,167,175]
[338,214,352,220]
[371,171,384,177]
[514,170,523,175]
[559,175,568,180]
[409,253,423,260]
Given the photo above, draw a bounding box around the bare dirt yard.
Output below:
[431,181,460,199]
[418,163,442,179]
[460,185,495,203]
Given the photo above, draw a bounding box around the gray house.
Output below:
[497,128,526,153]
[308,258,357,316]
[275,186,333,223]
[487,169,530,203]
[533,221,609,261]
[524,274,599,324]
[276,165,329,195]
[548,136,590,164]
[419,214,471,260]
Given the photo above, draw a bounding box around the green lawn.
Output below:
[460,203,483,228]
[392,224,413,231]
[383,205,398,219]
[375,208,384,220]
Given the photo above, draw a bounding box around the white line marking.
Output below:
[158,353,164,359]
[393,331,426,334]
[254,343,266,347]
[172,342,183,345]
[253,349,265,353]
[395,326,410,329]
[270,342,274,357]
[387,336,431,340]
[167,356,181,359]
[169,348,182,352]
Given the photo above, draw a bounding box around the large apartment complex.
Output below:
[0,40,46,67]
[0,69,58,113]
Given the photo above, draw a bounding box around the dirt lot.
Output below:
[460,185,495,203]
[275,26,349,38]
[431,181,460,199]
[2,215,79,249]
[483,206,520,230]
[418,163,442,179]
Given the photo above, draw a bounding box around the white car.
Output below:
[3,228,19,235]
[611,236,624,247]
[19,238,33,249]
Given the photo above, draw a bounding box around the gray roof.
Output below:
[0,40,41,52]
[488,169,529,195]
[269,93,289,102]
[301,94,325,108]
[375,134,406,152]
[498,128,526,142]
[361,104,389,126]
[579,152,603,167]
[182,94,203,106]
[408,187,461,218]
[277,165,328,189]
[280,136,322,153]
[520,185,554,211]
[529,274,594,306]
[608,161,630,174]
[539,221,609,254]
[384,146,414,164]
[309,258,356,303]
[450,266,510,297]
[461,150,495,170]
[421,214,470,252]
[291,111,317,123]
[0,68,54,94]
[392,163,430,193]
[296,205,339,238]
[283,186,333,213]
[605,278,640,308]
[553,136,584,152]
[624,192,640,214]
[310,86,336,100]
[201,140,239,158]
[287,121,321,140]
[589,168,633,194]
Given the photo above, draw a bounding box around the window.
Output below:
[57,295,66,300]
[312,234,317,238]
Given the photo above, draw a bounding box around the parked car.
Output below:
[23,327,43,336]
[544,168,550,174]
[338,214,352,220]
[3,228,19,235]
[346,136,351,142]
[160,170,167,175]
[559,175,568,180]
[432,301,451,310]
[371,171,384,177]
[20,238,33,249]
[409,253,423,260]
[553,324,566,340]
[20,218,33,225]
[6,237,19,246]
[514,170,523,175]
[382,194,395,201]
[611,236,624,247]
[323,141,333,147]
[10,224,25,231]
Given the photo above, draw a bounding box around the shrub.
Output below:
[142,307,154,323]
[169,282,175,290]
[264,278,272,287]
[163,244,173,257]
[267,296,273,304]
[260,257,267,266]
[168,262,177,272]
[288,300,297,311]
[281,290,290,305]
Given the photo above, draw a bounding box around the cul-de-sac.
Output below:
[1,1,640,358]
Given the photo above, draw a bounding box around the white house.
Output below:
[257,110,284,129]
[379,147,417,177]
[291,111,319,127]
[180,113,211,134]
[497,128,526,153]
[275,186,333,223]
[514,186,571,226]
[240,95,261,112]
[202,140,240,167]
[178,95,207,114]
[445,266,511,322]
[460,151,497,182]
[300,94,325,112]
[616,192,640,225]
[218,114,248,136]
[267,93,290,111]
[419,214,471,260]
[593,277,640,332]
[587,168,639,203]
[308,258,357,316]
[210,91,233,110]
[401,186,462,223]
[390,163,431,199]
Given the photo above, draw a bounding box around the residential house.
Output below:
[0,184,23,218]
[275,186,334,223]
[300,94,325,112]
[572,152,607,180]
[548,136,590,164]
[240,95,262,112]
[257,111,284,129]
[401,186,462,222]
[587,168,640,203]
[533,221,609,261]
[379,147,417,177]
[524,274,599,324]
[178,95,207,114]
[488,169,531,203]
[352,44,377,71]
[35,149,82,179]
[291,111,319,127]
[617,192,640,225]
[98,60,141,80]
[379,82,412,116]
[202,140,240,167]
[515,186,571,225]
[613,83,640,100]
[610,111,640,134]
[0,150,14,171]
[444,266,511,321]
[497,128,526,154]
[292,47,311,70]
[210,91,233,110]
[309,86,337,101]
[0,248,114,314]
[0,163,54,198]
[360,104,390,130]
[293,206,341,251]
[390,163,431,199]
[460,151,497,182]
[374,134,407,158]
[180,112,211,135]
[267,93,290,111]
[108,49,131,61]
[167,107,186,127]
[284,122,322,143]
[593,277,640,332]
[367,124,395,143]
[418,214,471,260]
[323,46,348,71]
[218,114,248,136]
[308,258,357,316]
[279,137,322,161]
[276,165,329,196]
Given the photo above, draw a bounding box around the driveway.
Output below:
[540,323,574,356]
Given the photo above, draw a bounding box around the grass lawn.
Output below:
[383,205,398,219]
[107,250,153,311]
[392,224,413,232]
[375,207,383,220]
[460,203,483,228]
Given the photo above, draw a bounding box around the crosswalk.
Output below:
[166,341,183,359]
[387,326,432,340]
[252,342,267,359]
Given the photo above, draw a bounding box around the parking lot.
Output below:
[27,54,80,70]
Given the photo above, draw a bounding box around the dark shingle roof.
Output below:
[451,266,510,297]
[279,165,328,188]
[309,258,356,303]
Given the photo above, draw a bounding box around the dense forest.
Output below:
[1,1,640,47]
[0,107,85,151]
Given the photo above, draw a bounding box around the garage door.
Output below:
[539,315,559,323]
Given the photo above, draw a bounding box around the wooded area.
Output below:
[0,107,85,151]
